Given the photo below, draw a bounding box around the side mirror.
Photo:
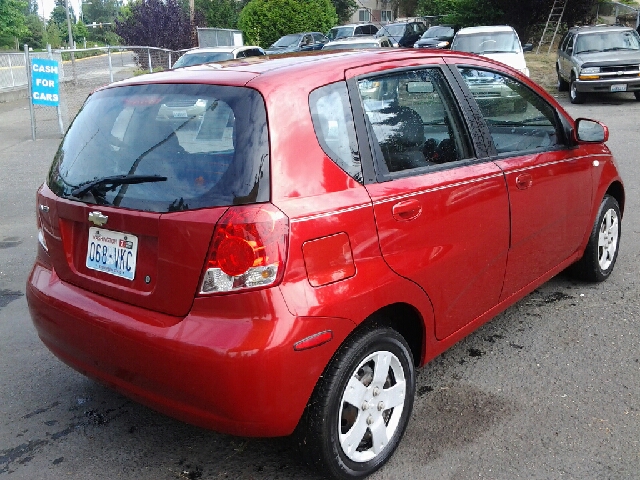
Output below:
[522,43,533,52]
[574,118,608,143]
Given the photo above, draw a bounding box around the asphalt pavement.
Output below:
[0,90,639,480]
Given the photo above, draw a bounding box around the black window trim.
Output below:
[347,64,492,184]
[449,63,572,159]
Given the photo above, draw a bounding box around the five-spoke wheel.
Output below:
[296,327,415,479]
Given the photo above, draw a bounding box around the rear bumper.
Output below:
[26,261,354,437]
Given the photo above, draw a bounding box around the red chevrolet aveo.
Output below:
[27,49,623,478]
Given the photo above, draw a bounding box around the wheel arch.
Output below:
[348,302,425,368]
[606,181,625,216]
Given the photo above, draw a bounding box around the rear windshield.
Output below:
[423,26,454,39]
[172,52,234,68]
[328,26,355,41]
[452,31,521,54]
[48,84,270,212]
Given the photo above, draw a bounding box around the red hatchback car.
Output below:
[27,49,624,479]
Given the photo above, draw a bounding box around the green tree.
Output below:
[21,13,45,48]
[238,0,337,47]
[46,19,63,47]
[0,0,29,46]
[331,0,356,24]
[195,0,245,28]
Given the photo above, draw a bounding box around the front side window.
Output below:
[358,68,473,175]
[309,82,362,183]
[49,84,269,212]
[458,67,564,155]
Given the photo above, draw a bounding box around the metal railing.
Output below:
[4,45,190,139]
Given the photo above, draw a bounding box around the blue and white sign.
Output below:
[31,59,60,106]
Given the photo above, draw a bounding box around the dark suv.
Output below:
[557,25,640,103]
[376,21,426,47]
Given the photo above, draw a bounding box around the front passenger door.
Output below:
[455,66,593,300]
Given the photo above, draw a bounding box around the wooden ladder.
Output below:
[536,0,568,54]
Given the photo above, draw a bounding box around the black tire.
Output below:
[557,69,569,92]
[295,326,416,479]
[569,195,621,282]
[634,91,640,101]
[570,74,586,104]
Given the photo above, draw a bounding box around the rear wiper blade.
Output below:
[71,174,167,198]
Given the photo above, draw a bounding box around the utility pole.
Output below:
[65,0,74,48]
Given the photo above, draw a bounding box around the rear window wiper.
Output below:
[71,174,168,198]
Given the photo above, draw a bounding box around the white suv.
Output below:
[451,25,533,76]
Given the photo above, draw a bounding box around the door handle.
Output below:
[392,199,422,221]
[515,173,533,190]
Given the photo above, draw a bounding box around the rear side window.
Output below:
[309,82,362,183]
[48,84,269,212]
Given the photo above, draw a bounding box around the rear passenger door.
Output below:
[348,61,510,340]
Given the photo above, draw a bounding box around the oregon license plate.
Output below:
[86,227,138,280]
[610,84,627,92]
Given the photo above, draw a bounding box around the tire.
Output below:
[557,69,569,92]
[634,91,640,101]
[570,195,621,282]
[295,326,416,479]
[570,74,586,104]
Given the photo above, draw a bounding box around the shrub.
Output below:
[238,0,337,48]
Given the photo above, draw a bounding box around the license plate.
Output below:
[86,227,138,280]
[611,84,627,92]
[172,110,188,118]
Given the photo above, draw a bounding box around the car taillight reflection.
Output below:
[199,203,289,294]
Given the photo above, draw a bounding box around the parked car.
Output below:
[451,25,533,76]
[375,21,426,47]
[327,23,379,41]
[171,46,265,68]
[265,32,328,54]
[556,24,640,104]
[413,24,460,49]
[322,35,392,50]
[27,48,624,480]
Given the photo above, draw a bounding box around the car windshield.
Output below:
[453,31,520,54]
[172,52,233,68]
[323,42,378,50]
[48,84,270,213]
[574,31,640,53]
[272,34,301,47]
[379,24,406,37]
[422,26,454,39]
[328,26,354,41]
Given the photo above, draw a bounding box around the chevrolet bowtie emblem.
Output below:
[88,211,108,226]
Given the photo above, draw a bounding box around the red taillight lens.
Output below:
[199,203,289,294]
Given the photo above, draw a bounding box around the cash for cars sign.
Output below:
[31,59,60,106]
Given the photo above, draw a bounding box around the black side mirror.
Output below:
[523,43,533,52]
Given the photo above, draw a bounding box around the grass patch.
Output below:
[526,51,558,93]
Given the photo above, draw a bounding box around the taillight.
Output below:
[199,203,289,294]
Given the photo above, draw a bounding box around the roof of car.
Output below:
[106,48,528,93]
[455,25,516,34]
[182,46,262,55]
[324,35,384,45]
[331,23,377,28]
[569,24,635,34]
